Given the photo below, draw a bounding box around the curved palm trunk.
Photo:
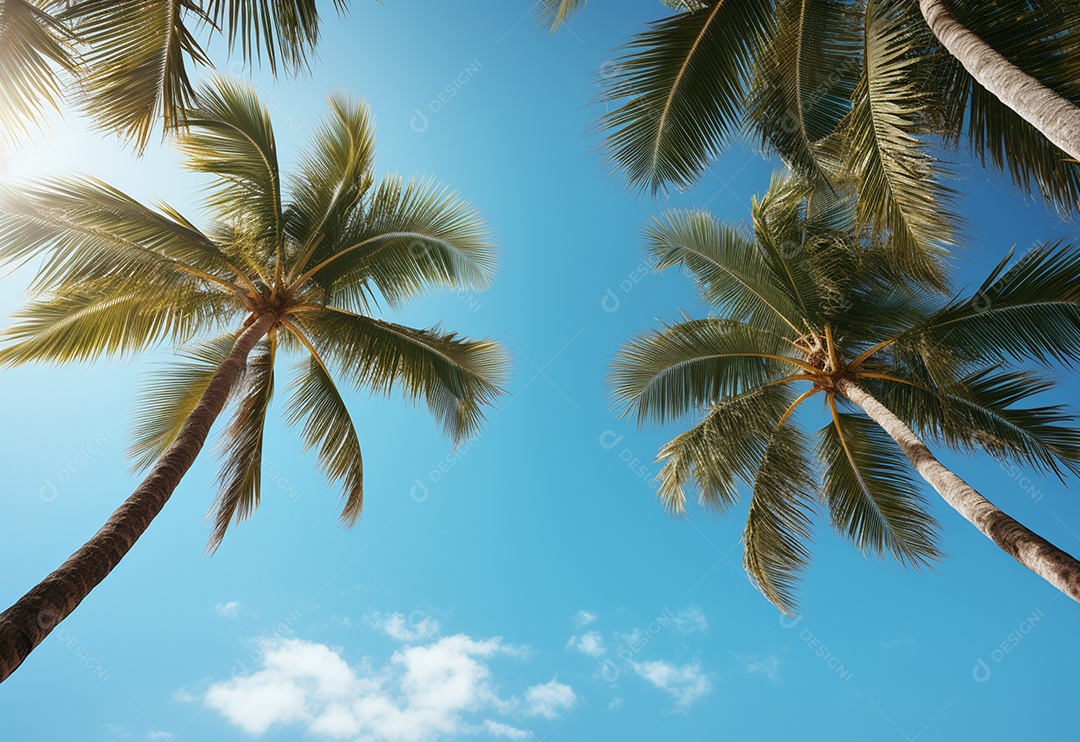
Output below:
[838,378,1080,603]
[0,313,275,683]
[918,0,1080,162]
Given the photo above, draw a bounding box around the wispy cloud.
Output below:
[214,601,241,619]
[631,660,712,710]
[572,610,598,629]
[731,651,781,683]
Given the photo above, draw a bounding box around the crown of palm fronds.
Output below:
[0,77,509,550]
[590,0,1079,269]
[0,0,346,149]
[611,173,1080,613]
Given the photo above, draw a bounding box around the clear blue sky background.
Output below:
[2,1,1080,740]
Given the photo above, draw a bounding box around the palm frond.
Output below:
[536,0,586,32]
[817,409,940,565]
[61,0,211,149]
[209,336,275,551]
[203,0,328,75]
[898,242,1080,368]
[838,0,956,289]
[742,423,816,615]
[0,0,76,139]
[299,308,508,444]
[0,176,238,292]
[610,318,807,426]
[304,176,496,311]
[285,93,378,270]
[645,208,806,335]
[657,383,797,514]
[176,76,282,267]
[128,332,243,471]
[597,0,774,193]
[868,366,1080,480]
[284,348,365,525]
[745,0,857,187]
[0,278,232,366]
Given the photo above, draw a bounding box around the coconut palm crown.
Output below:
[611,173,1080,613]
[0,76,509,549]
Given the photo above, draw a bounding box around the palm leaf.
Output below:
[176,76,283,269]
[203,0,330,75]
[128,332,243,471]
[303,176,496,312]
[285,93,378,271]
[597,0,774,193]
[742,422,816,615]
[657,383,797,514]
[0,278,232,366]
[610,318,806,426]
[209,336,275,551]
[61,0,212,149]
[299,308,508,443]
[817,410,940,565]
[745,0,857,187]
[838,0,956,289]
[645,208,806,336]
[0,0,76,139]
[284,349,365,525]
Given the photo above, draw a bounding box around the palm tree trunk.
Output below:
[918,0,1080,162]
[838,378,1080,603]
[0,312,276,683]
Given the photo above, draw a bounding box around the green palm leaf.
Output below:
[817,411,940,565]
[284,350,365,525]
[61,0,211,149]
[128,332,244,471]
[597,0,774,193]
[838,0,956,289]
[657,383,797,514]
[610,318,805,426]
[300,308,508,444]
[742,423,816,616]
[209,336,275,551]
[303,176,496,311]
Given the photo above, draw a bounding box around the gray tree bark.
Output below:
[919,0,1080,163]
[838,378,1080,604]
[0,313,276,683]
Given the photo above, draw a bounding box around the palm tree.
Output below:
[610,174,1080,613]
[572,0,1079,254]
[0,77,508,681]
[0,0,345,148]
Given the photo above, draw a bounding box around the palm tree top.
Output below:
[611,173,1080,612]
[0,76,510,548]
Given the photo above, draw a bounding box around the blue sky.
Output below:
[2,1,1080,740]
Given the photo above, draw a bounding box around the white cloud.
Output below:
[669,607,708,635]
[203,631,569,742]
[369,612,441,644]
[566,631,605,658]
[480,720,529,739]
[523,680,577,720]
[631,660,711,710]
[147,733,174,741]
[572,610,598,629]
[215,601,241,619]
[732,652,780,683]
[608,697,624,711]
